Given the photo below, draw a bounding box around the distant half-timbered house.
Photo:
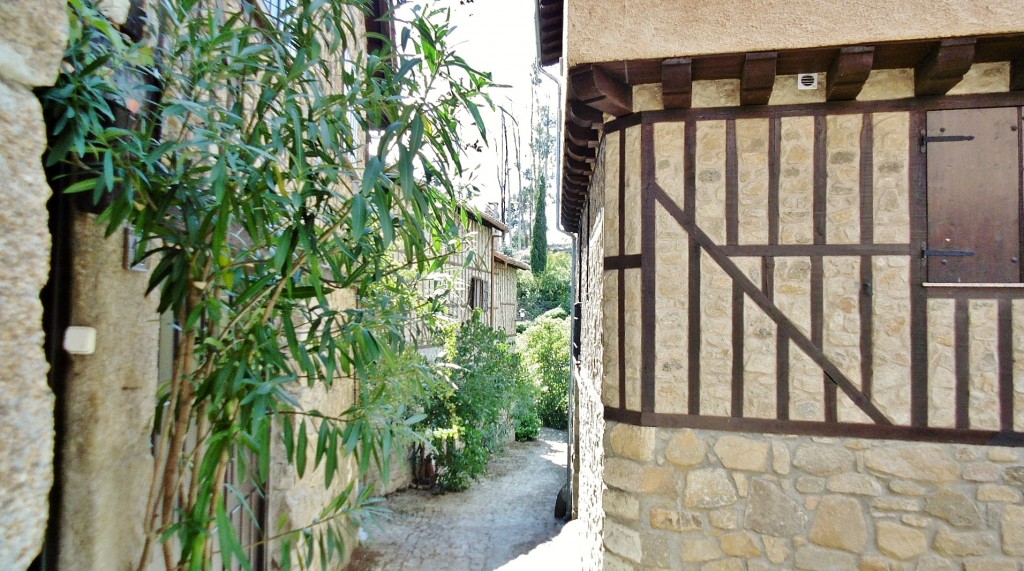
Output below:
[540,1,1024,568]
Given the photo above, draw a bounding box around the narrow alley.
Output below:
[350,428,582,570]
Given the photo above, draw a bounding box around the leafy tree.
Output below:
[530,176,548,272]
[518,250,571,320]
[521,311,570,429]
[40,0,492,568]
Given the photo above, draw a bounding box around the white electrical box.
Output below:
[64,326,97,355]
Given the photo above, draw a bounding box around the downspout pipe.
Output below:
[537,63,578,519]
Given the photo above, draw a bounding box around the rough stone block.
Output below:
[796,476,826,494]
[666,429,707,467]
[650,507,702,532]
[963,462,1002,482]
[933,526,997,557]
[916,555,958,571]
[872,497,922,512]
[746,478,807,537]
[605,520,643,563]
[604,489,640,520]
[684,468,738,509]
[772,441,791,475]
[864,445,959,482]
[609,423,656,462]
[763,535,790,564]
[702,558,744,571]
[793,444,854,476]
[924,489,983,528]
[605,457,644,492]
[889,479,932,496]
[809,496,867,552]
[977,484,1021,503]
[681,538,722,563]
[876,521,927,560]
[1002,505,1024,556]
[964,559,1019,571]
[988,449,1020,463]
[827,473,883,496]
[0,0,67,87]
[793,545,857,571]
[859,556,902,571]
[708,508,738,530]
[713,435,769,472]
[719,532,761,557]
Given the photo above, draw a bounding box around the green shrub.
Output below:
[517,251,571,320]
[423,314,530,490]
[522,313,570,429]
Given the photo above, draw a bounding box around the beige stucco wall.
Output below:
[0,0,66,568]
[58,215,161,571]
[566,0,1024,66]
[604,422,1024,571]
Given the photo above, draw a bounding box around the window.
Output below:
[925,107,1022,283]
[468,276,489,311]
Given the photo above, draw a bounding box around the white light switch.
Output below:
[63,326,97,355]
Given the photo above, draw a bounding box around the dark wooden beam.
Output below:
[1012,57,1024,91]
[570,64,633,116]
[566,121,599,148]
[565,156,594,176]
[661,57,693,109]
[741,52,777,105]
[566,143,596,163]
[567,100,604,129]
[826,46,874,101]
[915,38,976,96]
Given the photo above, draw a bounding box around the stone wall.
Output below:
[0,0,66,568]
[604,422,1024,571]
[575,134,609,570]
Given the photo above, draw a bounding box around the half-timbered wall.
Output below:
[443,217,494,326]
[582,64,1024,570]
[493,263,518,337]
[597,64,1024,445]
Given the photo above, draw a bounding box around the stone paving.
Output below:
[349,428,582,570]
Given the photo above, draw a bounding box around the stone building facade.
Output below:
[539,0,1024,569]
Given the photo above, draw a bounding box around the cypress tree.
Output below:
[530,177,548,273]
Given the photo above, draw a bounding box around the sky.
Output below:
[435,0,570,246]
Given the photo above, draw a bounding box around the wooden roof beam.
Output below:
[566,121,600,148]
[826,46,874,101]
[741,52,777,105]
[915,38,976,96]
[661,57,693,109]
[566,156,594,176]
[570,64,633,116]
[566,143,596,164]
[568,100,603,129]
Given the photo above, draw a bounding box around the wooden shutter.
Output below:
[926,107,1022,283]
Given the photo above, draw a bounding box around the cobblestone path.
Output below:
[349,428,581,570]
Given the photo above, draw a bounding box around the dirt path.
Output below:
[349,428,580,570]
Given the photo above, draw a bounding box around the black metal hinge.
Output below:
[919,129,975,152]
[922,247,975,258]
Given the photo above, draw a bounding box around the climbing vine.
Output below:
[40,0,492,568]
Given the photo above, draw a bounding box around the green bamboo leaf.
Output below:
[216,500,251,571]
[296,421,308,477]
